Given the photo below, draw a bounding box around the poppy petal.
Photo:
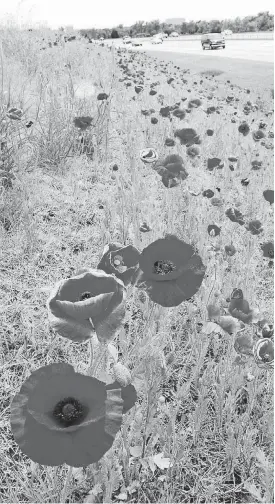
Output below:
[92,295,126,343]
[106,382,137,414]
[56,292,114,320]
[138,236,195,282]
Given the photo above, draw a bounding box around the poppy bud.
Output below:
[113,363,132,387]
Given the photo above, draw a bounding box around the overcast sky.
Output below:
[0,0,274,29]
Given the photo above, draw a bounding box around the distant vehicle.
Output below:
[99,37,104,41]
[169,31,179,37]
[152,35,163,44]
[201,33,225,50]
[154,33,166,40]
[123,36,131,44]
[131,39,143,46]
[222,29,233,35]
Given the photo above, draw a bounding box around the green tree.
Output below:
[111,29,119,38]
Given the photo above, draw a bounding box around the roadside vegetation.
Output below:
[0,26,274,503]
[79,11,274,40]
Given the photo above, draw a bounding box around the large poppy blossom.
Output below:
[97,243,141,286]
[47,269,125,343]
[134,235,206,307]
[10,363,137,467]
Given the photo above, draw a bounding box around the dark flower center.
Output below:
[53,397,85,426]
[79,291,92,301]
[261,353,271,363]
[112,255,127,272]
[153,260,176,275]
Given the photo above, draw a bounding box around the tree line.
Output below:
[79,11,273,40]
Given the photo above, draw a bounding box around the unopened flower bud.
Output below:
[113,363,132,387]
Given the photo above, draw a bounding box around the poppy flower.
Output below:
[206,129,214,136]
[208,225,221,237]
[234,333,254,356]
[225,208,245,226]
[211,198,223,207]
[149,90,157,96]
[251,160,262,170]
[228,289,253,324]
[172,109,186,119]
[225,244,236,256]
[263,190,274,205]
[140,148,158,164]
[10,363,137,467]
[97,243,140,286]
[165,138,175,147]
[154,154,189,188]
[139,222,151,232]
[261,241,274,259]
[261,322,274,339]
[206,106,216,114]
[151,117,158,124]
[73,117,93,130]
[202,189,214,199]
[159,106,171,118]
[97,93,109,101]
[253,339,274,369]
[246,220,263,235]
[187,146,200,158]
[252,130,265,142]
[47,269,125,343]
[256,320,274,339]
[207,158,224,171]
[238,122,250,136]
[188,99,202,108]
[141,109,151,116]
[7,107,23,120]
[134,235,206,307]
[174,128,201,146]
[25,120,33,128]
[135,85,143,94]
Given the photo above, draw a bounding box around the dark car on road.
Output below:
[201,33,225,50]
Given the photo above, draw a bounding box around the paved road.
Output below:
[110,39,274,96]
[129,40,274,63]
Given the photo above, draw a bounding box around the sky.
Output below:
[0,0,274,29]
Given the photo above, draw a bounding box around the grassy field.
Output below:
[0,27,274,504]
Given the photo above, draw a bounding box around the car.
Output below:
[123,36,131,44]
[131,39,143,46]
[169,31,179,37]
[201,33,225,50]
[152,36,163,44]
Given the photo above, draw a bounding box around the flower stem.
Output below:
[60,465,72,503]
[90,342,108,377]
